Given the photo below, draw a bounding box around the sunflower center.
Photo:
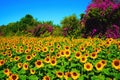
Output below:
[85,54,88,56]
[45,77,50,80]
[44,48,47,51]
[58,72,62,76]
[68,73,71,77]
[1,61,4,64]
[82,57,85,61]
[37,61,41,65]
[65,46,69,49]
[73,72,77,76]
[101,60,105,64]
[25,65,28,68]
[27,56,31,59]
[66,51,69,55]
[3,52,5,54]
[26,50,28,52]
[57,54,60,57]
[114,61,119,66]
[81,48,84,50]
[15,57,18,60]
[61,52,64,55]
[19,64,22,66]
[52,60,55,64]
[12,75,17,79]
[29,47,31,49]
[106,42,109,44]
[97,63,101,68]
[5,69,8,73]
[76,53,80,57]
[92,53,95,57]
[8,54,11,56]
[32,70,34,72]
[86,65,90,69]
[46,58,49,61]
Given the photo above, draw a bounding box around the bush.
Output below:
[81,0,120,38]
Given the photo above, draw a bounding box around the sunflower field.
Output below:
[0,36,120,80]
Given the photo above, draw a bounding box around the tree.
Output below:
[61,14,80,38]
[20,14,37,31]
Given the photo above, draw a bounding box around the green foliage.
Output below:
[52,25,62,37]
[61,14,82,38]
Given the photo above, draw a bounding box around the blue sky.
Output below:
[0,0,91,25]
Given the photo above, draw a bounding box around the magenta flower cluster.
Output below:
[82,0,120,38]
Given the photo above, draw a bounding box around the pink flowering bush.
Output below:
[81,0,120,38]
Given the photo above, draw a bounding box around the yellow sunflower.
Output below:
[50,59,57,66]
[36,47,41,52]
[56,53,61,58]
[42,76,50,80]
[50,47,54,53]
[19,49,24,53]
[75,52,82,59]
[32,52,36,57]
[56,44,61,49]
[64,50,71,58]
[25,49,30,54]
[64,46,70,50]
[2,52,7,56]
[14,56,20,61]
[112,59,120,70]
[30,69,35,75]
[35,60,43,68]
[44,56,50,63]
[19,46,23,49]
[80,56,87,63]
[79,46,85,52]
[84,62,93,71]
[9,74,19,80]
[16,49,19,53]
[95,62,104,71]
[100,60,107,67]
[0,60,5,66]
[105,41,111,47]
[18,62,22,68]
[71,72,80,80]
[84,53,89,58]
[60,50,65,57]
[94,48,101,53]
[64,72,71,80]
[3,68,10,76]
[8,53,12,57]
[51,56,56,60]
[23,63,29,70]
[26,55,32,61]
[90,52,98,59]
[56,71,64,78]
[42,47,48,52]
[10,58,13,62]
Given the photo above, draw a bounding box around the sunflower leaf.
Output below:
[78,75,84,80]
[18,69,26,75]
[0,70,5,79]
[19,75,27,80]
[102,68,110,75]
[113,73,120,79]
[28,75,38,80]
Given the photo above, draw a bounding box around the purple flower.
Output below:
[48,26,53,32]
